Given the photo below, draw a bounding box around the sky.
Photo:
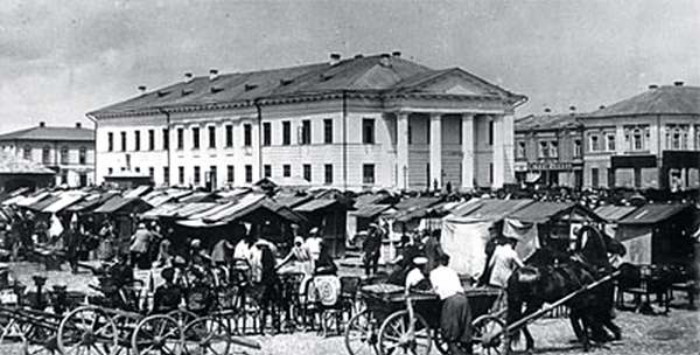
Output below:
[0,0,698,133]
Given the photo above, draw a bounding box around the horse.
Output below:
[506,225,626,352]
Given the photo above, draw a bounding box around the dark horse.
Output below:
[506,225,626,352]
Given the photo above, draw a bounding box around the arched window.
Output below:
[60,146,69,164]
[23,146,32,160]
[42,146,51,164]
[633,129,643,151]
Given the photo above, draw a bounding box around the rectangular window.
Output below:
[488,120,494,146]
[163,167,170,185]
[108,167,113,175]
[192,127,200,149]
[282,121,291,145]
[549,141,559,158]
[121,132,127,151]
[324,164,333,185]
[363,164,375,184]
[148,130,155,151]
[589,134,600,152]
[283,164,291,177]
[303,164,311,182]
[591,168,599,188]
[264,164,271,177]
[408,124,413,145]
[135,167,140,173]
[573,139,582,158]
[208,126,216,148]
[244,124,252,147]
[362,118,375,144]
[209,166,217,187]
[606,134,615,151]
[178,166,185,184]
[245,165,253,183]
[134,131,141,151]
[324,119,333,144]
[227,165,234,183]
[194,166,201,184]
[148,167,154,178]
[516,141,526,160]
[108,132,114,152]
[225,125,233,147]
[23,146,32,160]
[42,147,51,164]
[177,128,184,150]
[60,147,69,164]
[162,129,169,150]
[538,141,548,158]
[79,147,87,165]
[262,122,271,146]
[301,120,311,145]
[489,163,494,183]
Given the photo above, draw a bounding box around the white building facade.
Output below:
[90,54,525,191]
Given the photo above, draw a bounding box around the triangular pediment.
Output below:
[397,68,509,98]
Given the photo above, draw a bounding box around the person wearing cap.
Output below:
[487,235,523,288]
[430,254,472,355]
[405,256,431,292]
[130,222,152,269]
[189,238,211,266]
[362,223,383,276]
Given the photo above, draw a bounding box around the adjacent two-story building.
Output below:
[514,113,583,188]
[0,122,95,188]
[88,53,526,191]
[579,82,700,190]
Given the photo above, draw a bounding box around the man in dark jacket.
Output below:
[362,224,383,276]
[62,220,81,274]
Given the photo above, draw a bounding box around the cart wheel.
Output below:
[378,310,432,355]
[131,315,182,354]
[182,317,231,355]
[472,315,506,355]
[58,305,118,355]
[345,310,378,355]
[433,329,450,355]
[167,309,198,329]
[131,315,182,355]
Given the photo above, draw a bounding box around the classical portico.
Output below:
[394,110,516,191]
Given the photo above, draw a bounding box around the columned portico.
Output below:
[461,114,475,190]
[429,113,442,189]
[397,112,409,189]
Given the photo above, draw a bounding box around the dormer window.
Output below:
[321,73,333,81]
[181,88,194,96]
[244,84,257,91]
[280,78,294,86]
[157,90,170,97]
[210,86,224,93]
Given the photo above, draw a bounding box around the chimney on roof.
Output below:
[354,54,363,59]
[184,72,194,83]
[39,121,45,128]
[138,85,147,94]
[209,69,219,81]
[379,53,391,67]
[544,107,551,113]
[329,53,341,66]
[674,81,684,87]
[569,106,576,116]
[76,122,82,129]
[392,51,401,57]
[599,105,606,110]
[648,84,658,90]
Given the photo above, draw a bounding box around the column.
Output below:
[461,114,475,190]
[688,124,696,150]
[503,113,515,184]
[492,115,505,189]
[397,112,409,190]
[615,125,625,154]
[429,113,442,190]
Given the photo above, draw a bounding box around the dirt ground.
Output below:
[1,261,698,355]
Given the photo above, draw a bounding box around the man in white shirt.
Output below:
[305,227,323,264]
[430,254,472,355]
[488,236,524,288]
[405,256,429,291]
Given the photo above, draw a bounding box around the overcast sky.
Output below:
[0,0,698,133]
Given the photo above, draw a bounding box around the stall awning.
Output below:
[451,199,535,220]
[174,203,218,218]
[618,203,691,225]
[294,198,338,213]
[350,204,391,218]
[140,202,185,219]
[507,201,577,223]
[26,194,61,212]
[93,196,151,214]
[42,193,86,214]
[65,192,119,213]
[594,205,638,223]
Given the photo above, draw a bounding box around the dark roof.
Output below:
[618,203,691,225]
[515,114,582,132]
[274,193,314,208]
[584,85,700,118]
[0,152,55,175]
[90,54,524,117]
[0,125,94,142]
[350,204,392,218]
[455,199,535,220]
[94,196,151,214]
[294,198,339,213]
[507,201,577,223]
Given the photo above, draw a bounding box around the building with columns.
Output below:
[0,122,95,188]
[579,82,700,190]
[89,53,525,191]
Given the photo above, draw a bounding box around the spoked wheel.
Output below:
[433,329,450,355]
[377,310,432,355]
[58,305,119,355]
[472,315,507,355]
[344,310,378,355]
[23,324,59,355]
[131,315,182,355]
[182,317,231,355]
[167,310,198,330]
